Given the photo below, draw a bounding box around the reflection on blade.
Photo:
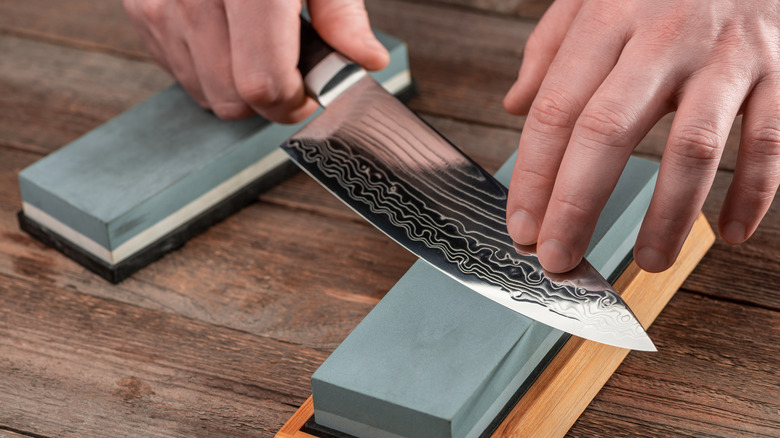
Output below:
[281,76,655,351]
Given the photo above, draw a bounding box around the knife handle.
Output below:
[297,17,334,78]
[298,16,366,106]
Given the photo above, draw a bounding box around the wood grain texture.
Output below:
[0,431,29,438]
[0,0,778,436]
[0,273,322,437]
[0,35,170,154]
[569,292,780,437]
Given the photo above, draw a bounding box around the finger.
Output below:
[180,0,252,119]
[225,0,318,124]
[536,45,675,273]
[309,0,389,71]
[504,0,583,116]
[128,0,208,106]
[635,72,751,272]
[719,75,780,244]
[506,5,631,246]
[122,0,172,74]
[163,39,208,107]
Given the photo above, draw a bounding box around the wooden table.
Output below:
[1,1,778,436]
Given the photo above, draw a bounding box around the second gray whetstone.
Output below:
[18,30,412,283]
[311,153,659,438]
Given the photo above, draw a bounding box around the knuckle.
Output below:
[551,193,592,223]
[668,124,723,164]
[175,0,198,20]
[652,207,693,236]
[738,180,780,203]
[177,0,220,24]
[576,102,634,149]
[235,74,284,108]
[518,164,557,190]
[746,124,780,158]
[136,0,166,24]
[530,90,580,131]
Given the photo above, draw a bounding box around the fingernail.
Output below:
[636,246,669,273]
[507,210,539,244]
[721,221,746,245]
[538,239,573,273]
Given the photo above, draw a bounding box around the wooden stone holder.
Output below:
[277,212,715,438]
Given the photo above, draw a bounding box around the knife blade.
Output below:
[283,17,655,352]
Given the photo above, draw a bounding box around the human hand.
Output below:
[503,0,780,273]
[123,0,389,123]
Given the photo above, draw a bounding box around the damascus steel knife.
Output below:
[282,18,656,351]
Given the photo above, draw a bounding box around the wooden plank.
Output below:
[0,35,170,154]
[690,170,780,311]
[492,213,715,437]
[0,272,322,438]
[0,430,30,438]
[571,291,780,437]
[0,0,148,58]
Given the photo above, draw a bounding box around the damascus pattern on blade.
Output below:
[282,76,650,349]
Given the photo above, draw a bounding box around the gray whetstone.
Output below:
[18,30,409,260]
[311,154,659,438]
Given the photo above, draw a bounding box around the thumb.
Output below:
[308,0,390,71]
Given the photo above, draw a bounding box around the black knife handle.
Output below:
[297,16,366,105]
[297,17,335,78]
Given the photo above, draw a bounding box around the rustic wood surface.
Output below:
[0,1,777,437]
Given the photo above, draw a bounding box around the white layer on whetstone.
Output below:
[18,31,411,266]
[311,154,659,438]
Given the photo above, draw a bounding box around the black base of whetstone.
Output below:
[18,160,299,284]
[19,83,417,284]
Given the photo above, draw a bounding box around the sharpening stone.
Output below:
[17,30,414,284]
[309,154,659,438]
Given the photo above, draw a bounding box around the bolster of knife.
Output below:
[298,17,367,106]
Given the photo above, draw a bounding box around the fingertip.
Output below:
[719,220,748,245]
[503,73,534,116]
[359,34,390,71]
[309,0,387,71]
[507,209,540,244]
[538,239,577,273]
[635,246,670,273]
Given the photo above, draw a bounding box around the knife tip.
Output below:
[625,334,657,352]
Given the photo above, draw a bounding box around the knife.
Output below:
[282,17,656,352]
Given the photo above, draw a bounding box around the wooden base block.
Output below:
[277,212,715,438]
